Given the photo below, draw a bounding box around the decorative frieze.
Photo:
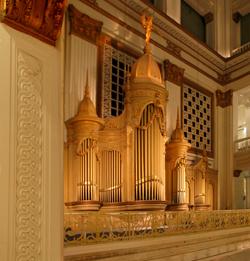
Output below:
[216,89,233,108]
[163,59,184,86]
[68,4,103,44]
[3,0,66,45]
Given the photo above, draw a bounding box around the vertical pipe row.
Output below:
[99,150,122,203]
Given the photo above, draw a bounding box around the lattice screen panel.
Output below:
[183,83,213,154]
[103,44,135,117]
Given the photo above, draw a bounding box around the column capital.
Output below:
[204,12,214,24]
[3,0,66,45]
[216,89,233,108]
[232,12,242,23]
[68,4,103,44]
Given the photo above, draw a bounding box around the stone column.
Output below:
[204,12,214,49]
[215,90,233,209]
[166,0,181,23]
[214,0,232,57]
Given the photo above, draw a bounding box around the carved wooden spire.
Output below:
[176,106,180,129]
[84,70,90,98]
[141,14,153,53]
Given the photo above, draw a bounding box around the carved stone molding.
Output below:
[204,12,214,24]
[3,0,66,45]
[68,4,103,44]
[166,40,181,57]
[163,59,184,86]
[16,50,43,260]
[216,89,233,108]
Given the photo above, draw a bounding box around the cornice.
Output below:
[2,0,66,46]
[77,0,249,86]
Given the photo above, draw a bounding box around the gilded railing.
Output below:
[234,137,250,152]
[232,42,250,56]
[64,210,250,246]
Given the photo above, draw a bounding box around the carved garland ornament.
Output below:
[16,50,43,261]
[3,0,66,45]
[68,4,103,44]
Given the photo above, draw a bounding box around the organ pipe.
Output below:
[100,150,122,203]
[77,138,98,201]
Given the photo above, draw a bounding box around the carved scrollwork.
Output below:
[68,4,103,44]
[16,50,43,261]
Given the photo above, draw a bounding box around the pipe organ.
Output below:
[64,15,218,211]
[64,25,168,210]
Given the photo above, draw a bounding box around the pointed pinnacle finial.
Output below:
[176,106,180,129]
[84,69,90,98]
[141,13,153,53]
[202,145,207,157]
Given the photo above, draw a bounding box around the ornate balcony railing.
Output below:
[234,137,250,153]
[232,42,250,56]
[64,210,250,246]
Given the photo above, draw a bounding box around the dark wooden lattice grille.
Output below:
[103,44,135,117]
[183,84,212,153]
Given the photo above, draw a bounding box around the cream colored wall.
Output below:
[64,34,97,121]
[166,81,181,138]
[0,24,64,261]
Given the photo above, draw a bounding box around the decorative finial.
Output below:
[84,69,90,98]
[176,106,180,129]
[141,13,153,53]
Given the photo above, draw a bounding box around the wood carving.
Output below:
[65,27,168,211]
[216,89,233,108]
[3,0,66,45]
[68,4,103,44]
[163,59,184,86]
